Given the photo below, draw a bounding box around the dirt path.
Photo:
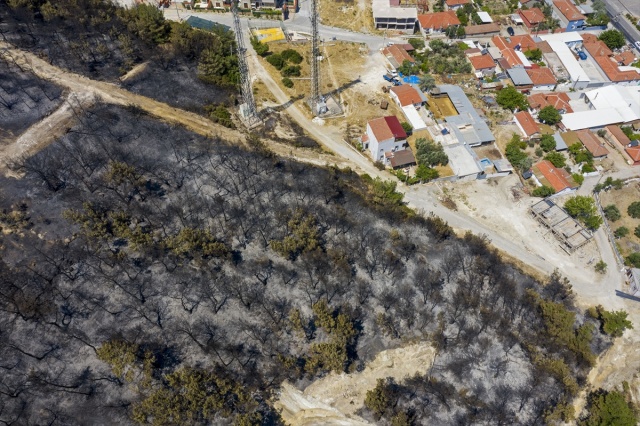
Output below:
[275,342,436,425]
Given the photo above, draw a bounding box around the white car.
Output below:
[635,41,640,51]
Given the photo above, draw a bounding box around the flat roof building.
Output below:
[373,0,418,33]
[436,84,496,146]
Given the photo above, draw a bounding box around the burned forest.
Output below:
[0,1,618,425]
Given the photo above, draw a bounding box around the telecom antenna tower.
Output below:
[231,0,260,127]
[309,0,327,115]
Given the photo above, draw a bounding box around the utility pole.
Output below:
[231,0,261,127]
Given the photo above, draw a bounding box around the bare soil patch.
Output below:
[318,0,376,33]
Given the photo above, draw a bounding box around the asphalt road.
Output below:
[603,0,640,51]
[162,7,395,50]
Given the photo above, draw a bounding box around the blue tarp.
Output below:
[402,75,420,84]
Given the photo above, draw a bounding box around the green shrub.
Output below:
[572,173,584,185]
[626,252,640,268]
[282,77,294,88]
[614,227,629,238]
[532,185,555,197]
[581,389,638,426]
[540,134,556,152]
[628,201,640,218]
[281,49,303,64]
[603,205,621,222]
[281,65,301,77]
[635,225,640,239]
[266,53,285,70]
[204,104,236,129]
[544,152,566,168]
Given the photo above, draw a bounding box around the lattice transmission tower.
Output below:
[231,0,260,127]
[309,0,326,115]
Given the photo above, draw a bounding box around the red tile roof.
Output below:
[576,130,609,157]
[502,49,523,67]
[533,160,574,192]
[594,56,640,82]
[606,125,631,147]
[615,51,636,66]
[418,11,460,30]
[469,54,496,71]
[382,44,416,66]
[518,8,545,27]
[526,67,557,86]
[509,35,537,51]
[625,146,640,163]
[528,92,573,113]
[446,0,470,6]
[390,84,424,107]
[369,116,408,142]
[553,0,585,21]
[583,39,612,58]
[515,111,540,137]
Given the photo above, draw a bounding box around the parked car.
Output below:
[635,41,640,51]
[507,26,515,36]
[577,50,587,60]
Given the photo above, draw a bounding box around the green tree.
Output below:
[364,378,394,420]
[544,151,566,168]
[415,138,449,166]
[614,226,629,238]
[401,122,413,134]
[408,38,425,50]
[532,185,555,197]
[524,48,543,61]
[270,209,321,260]
[628,201,640,218]
[418,74,436,92]
[281,48,303,64]
[635,225,640,239]
[505,134,531,170]
[496,86,529,111]
[538,105,562,125]
[594,260,607,274]
[282,77,294,88]
[572,173,584,185]
[397,59,417,76]
[627,252,640,268]
[121,4,171,45]
[580,389,638,426]
[603,204,621,222]
[266,53,285,70]
[564,195,602,230]
[250,36,269,56]
[540,134,556,152]
[414,164,439,181]
[281,65,301,77]
[598,29,626,50]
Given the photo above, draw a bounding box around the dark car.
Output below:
[507,26,515,36]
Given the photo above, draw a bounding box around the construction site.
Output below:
[530,199,593,253]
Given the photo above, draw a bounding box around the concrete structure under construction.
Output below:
[372,0,418,33]
[530,199,592,253]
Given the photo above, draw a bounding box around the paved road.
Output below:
[603,0,640,52]
[162,8,396,49]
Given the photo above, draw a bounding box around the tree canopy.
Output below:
[496,86,529,111]
[415,138,449,167]
[598,30,626,50]
[580,389,638,426]
[538,105,562,125]
[564,196,602,230]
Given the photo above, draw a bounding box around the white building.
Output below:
[561,85,640,130]
[372,0,418,33]
[363,116,409,163]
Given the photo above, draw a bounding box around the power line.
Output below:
[231,0,260,127]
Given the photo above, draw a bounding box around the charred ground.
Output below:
[0,101,613,425]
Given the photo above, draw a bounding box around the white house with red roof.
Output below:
[363,116,409,163]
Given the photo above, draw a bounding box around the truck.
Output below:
[383,74,402,85]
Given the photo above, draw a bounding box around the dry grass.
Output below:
[428,95,458,120]
[600,183,640,258]
[317,0,376,33]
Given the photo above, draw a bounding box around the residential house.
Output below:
[476,11,493,23]
[464,23,501,37]
[386,149,417,169]
[417,11,460,34]
[553,132,568,151]
[553,0,585,31]
[605,125,631,148]
[507,67,534,91]
[389,84,426,108]
[518,8,545,30]
[445,0,470,11]
[561,85,640,130]
[528,92,572,114]
[626,145,640,165]
[576,129,609,159]
[514,110,541,140]
[382,44,415,70]
[614,51,636,66]
[364,116,409,163]
[526,67,557,90]
[532,160,578,194]
[372,0,418,33]
[469,54,496,76]
[436,85,496,146]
